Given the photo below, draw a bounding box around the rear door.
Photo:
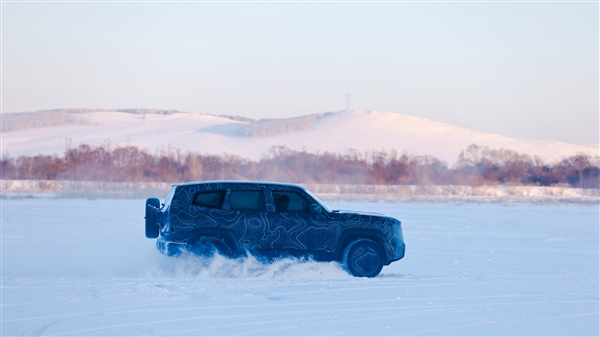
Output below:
[226,190,272,255]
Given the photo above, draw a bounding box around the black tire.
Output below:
[145,198,160,238]
[342,238,384,278]
[190,237,233,258]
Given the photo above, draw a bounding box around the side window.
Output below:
[192,191,225,208]
[229,190,266,211]
[272,191,310,213]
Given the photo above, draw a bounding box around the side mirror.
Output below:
[310,204,323,213]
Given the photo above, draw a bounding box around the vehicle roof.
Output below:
[173,180,306,189]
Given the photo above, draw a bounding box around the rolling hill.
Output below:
[2,109,598,164]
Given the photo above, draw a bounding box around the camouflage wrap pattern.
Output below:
[157,181,405,264]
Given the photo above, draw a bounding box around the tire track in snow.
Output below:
[45,299,597,336]
[6,291,589,321]
[405,312,600,336]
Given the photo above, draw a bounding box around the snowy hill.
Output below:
[2,109,598,163]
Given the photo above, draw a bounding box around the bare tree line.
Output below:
[1,143,598,188]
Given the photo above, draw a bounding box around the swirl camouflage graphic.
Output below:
[146,181,405,277]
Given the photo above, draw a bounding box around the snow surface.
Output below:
[2,179,600,204]
[2,198,598,335]
[3,110,598,163]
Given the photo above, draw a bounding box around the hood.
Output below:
[333,209,387,217]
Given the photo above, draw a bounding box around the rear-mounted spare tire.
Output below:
[145,198,161,238]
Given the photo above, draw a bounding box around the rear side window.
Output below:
[192,191,225,208]
[272,191,311,213]
[229,190,266,211]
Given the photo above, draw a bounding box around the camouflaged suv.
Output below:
[145,181,405,277]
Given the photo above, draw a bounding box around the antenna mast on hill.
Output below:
[345,93,351,111]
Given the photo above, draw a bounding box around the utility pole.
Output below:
[345,93,351,111]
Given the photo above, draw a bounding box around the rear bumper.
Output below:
[156,237,186,256]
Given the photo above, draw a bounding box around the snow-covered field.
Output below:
[3,180,599,204]
[1,198,598,335]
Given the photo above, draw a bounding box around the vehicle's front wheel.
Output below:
[190,237,233,258]
[342,238,384,277]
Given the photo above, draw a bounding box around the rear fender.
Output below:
[185,229,241,256]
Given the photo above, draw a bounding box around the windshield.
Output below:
[304,189,332,213]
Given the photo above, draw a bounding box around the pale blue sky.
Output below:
[2,2,598,144]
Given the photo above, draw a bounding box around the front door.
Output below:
[266,190,335,257]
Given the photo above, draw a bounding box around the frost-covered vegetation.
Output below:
[235,112,332,137]
[1,109,255,133]
[1,110,92,132]
[1,143,598,189]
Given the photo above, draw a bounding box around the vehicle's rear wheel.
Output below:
[190,237,233,258]
[145,198,160,238]
[342,238,384,277]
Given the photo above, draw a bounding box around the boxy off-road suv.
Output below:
[145,181,405,277]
